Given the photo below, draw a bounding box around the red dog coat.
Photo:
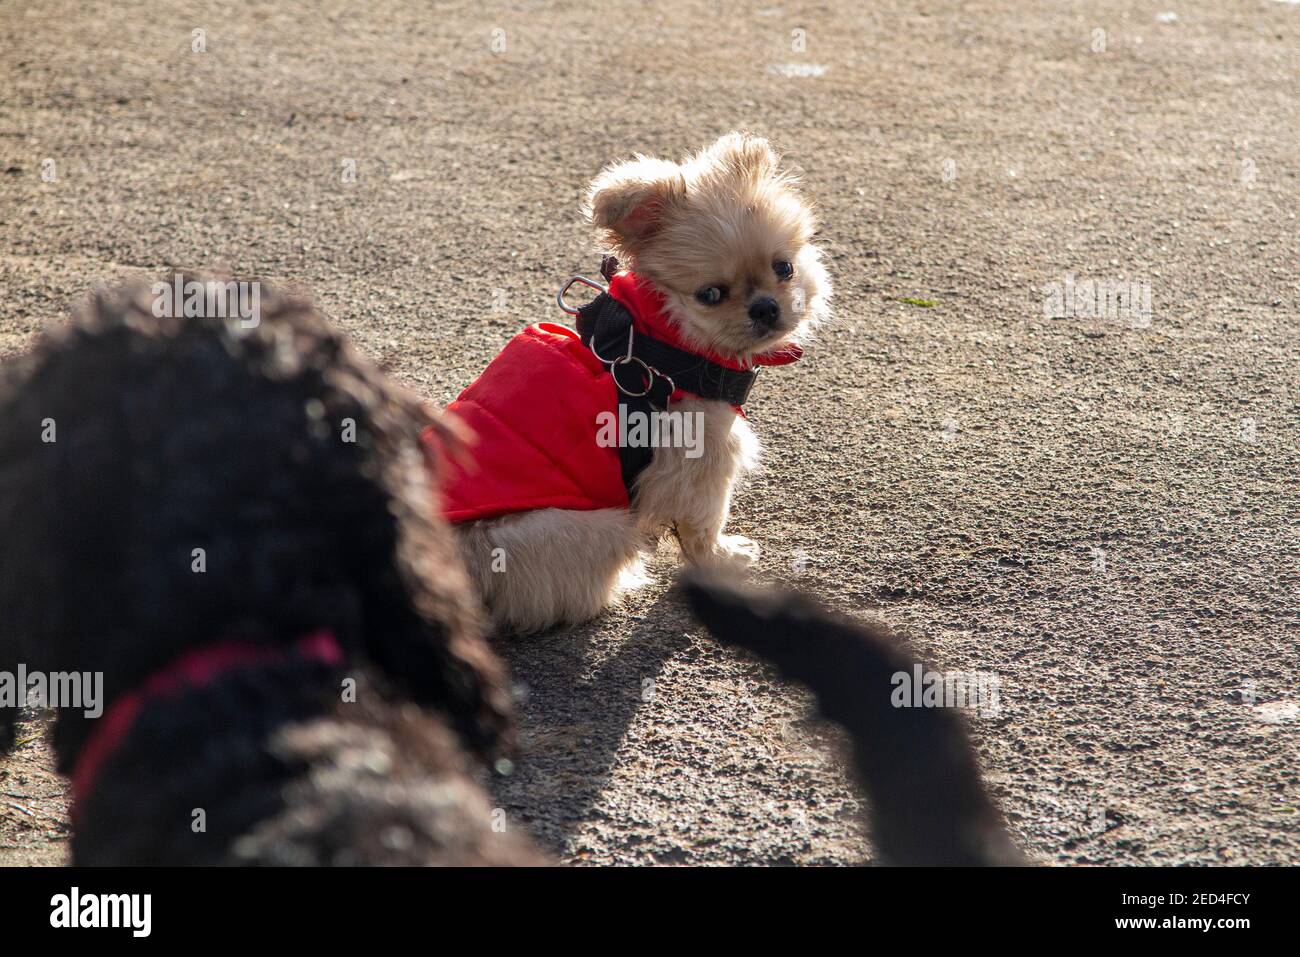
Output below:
[430,272,801,524]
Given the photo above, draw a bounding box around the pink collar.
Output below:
[70,630,343,822]
[606,272,804,372]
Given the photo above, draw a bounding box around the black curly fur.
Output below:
[0,278,539,864]
[682,572,1024,866]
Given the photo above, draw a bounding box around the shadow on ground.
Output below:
[489,588,693,859]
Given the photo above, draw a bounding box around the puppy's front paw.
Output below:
[678,526,760,568]
[713,534,761,567]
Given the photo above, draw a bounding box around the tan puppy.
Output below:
[453,133,831,632]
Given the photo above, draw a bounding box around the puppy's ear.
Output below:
[584,155,686,257]
[702,131,780,180]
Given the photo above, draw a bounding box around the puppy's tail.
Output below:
[682,572,1024,866]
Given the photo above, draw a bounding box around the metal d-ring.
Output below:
[609,355,654,398]
[589,321,635,364]
[556,275,607,316]
[654,370,676,405]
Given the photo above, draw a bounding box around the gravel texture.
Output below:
[1,0,1296,865]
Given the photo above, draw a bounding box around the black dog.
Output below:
[0,279,540,864]
[683,573,1025,866]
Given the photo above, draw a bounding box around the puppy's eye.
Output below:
[695,285,728,306]
[773,260,795,281]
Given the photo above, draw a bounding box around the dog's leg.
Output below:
[633,398,761,568]
[676,501,760,568]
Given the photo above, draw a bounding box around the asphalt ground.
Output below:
[1,0,1296,865]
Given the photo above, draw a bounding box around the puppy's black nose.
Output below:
[748,297,781,329]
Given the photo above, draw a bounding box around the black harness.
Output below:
[569,262,760,497]
[575,292,759,408]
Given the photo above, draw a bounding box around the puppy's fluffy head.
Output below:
[585,132,831,362]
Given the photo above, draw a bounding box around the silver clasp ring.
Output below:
[556,275,607,316]
[610,356,653,398]
[590,323,635,365]
[655,370,676,405]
